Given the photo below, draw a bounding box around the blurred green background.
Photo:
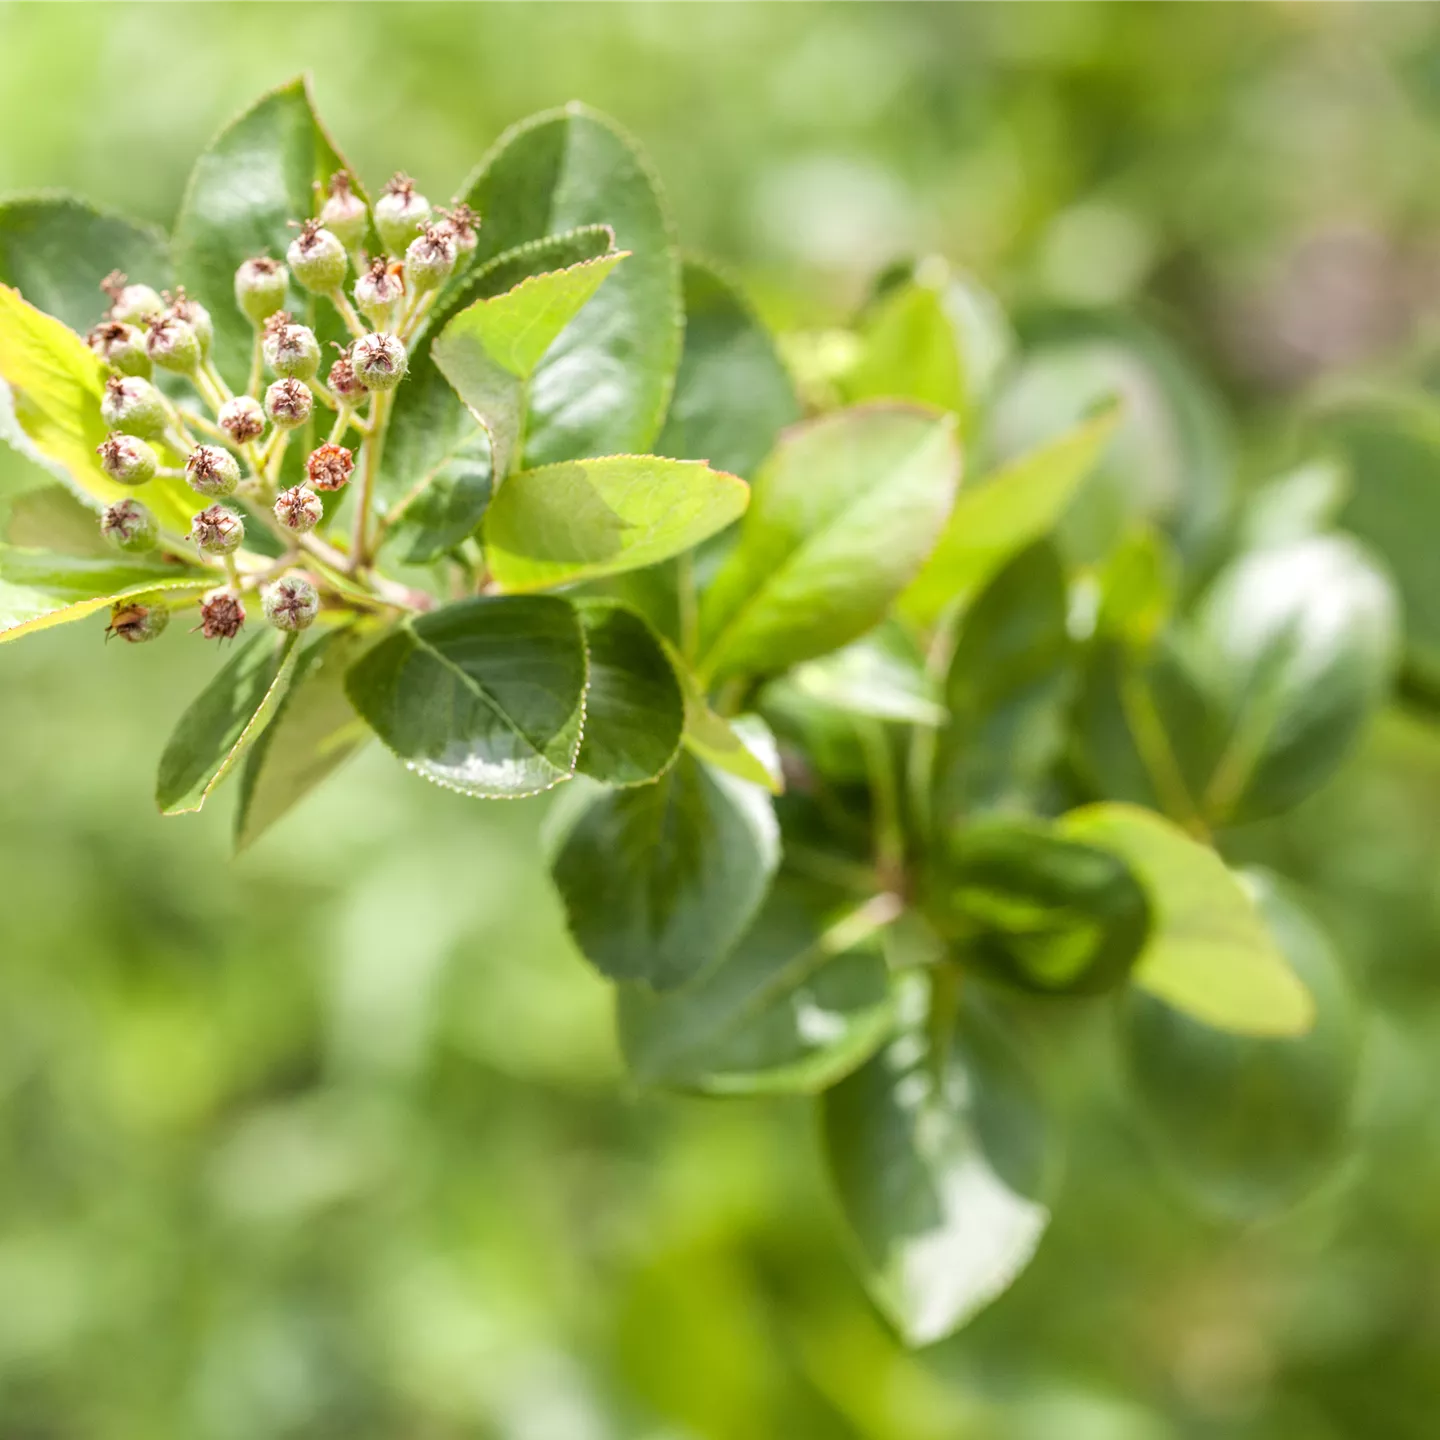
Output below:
[4,4,1440,1436]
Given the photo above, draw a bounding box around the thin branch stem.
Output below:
[351,388,392,571]
[327,287,367,339]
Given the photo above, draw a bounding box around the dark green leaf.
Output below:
[0,195,170,334]
[396,458,492,565]
[822,982,1057,1345]
[156,631,301,816]
[1122,873,1361,1218]
[548,749,779,990]
[618,876,898,1094]
[575,599,684,786]
[344,595,588,799]
[460,105,683,468]
[655,258,799,479]
[698,404,961,680]
[234,626,375,851]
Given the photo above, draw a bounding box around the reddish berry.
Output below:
[196,589,246,641]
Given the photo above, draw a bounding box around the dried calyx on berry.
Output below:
[274,484,323,533]
[319,171,368,250]
[265,378,314,430]
[185,445,241,498]
[405,223,458,292]
[436,202,479,255]
[87,320,151,378]
[262,574,320,632]
[354,256,405,328]
[286,218,347,294]
[261,312,321,380]
[106,599,168,644]
[190,503,244,555]
[145,312,201,374]
[97,432,158,487]
[328,344,367,402]
[351,331,407,391]
[305,443,354,491]
[196,589,245,641]
[235,256,289,325]
[101,270,164,326]
[374,172,430,253]
[163,287,213,357]
[100,375,167,440]
[100,498,158,553]
[218,395,266,445]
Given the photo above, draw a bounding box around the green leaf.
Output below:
[841,276,964,416]
[698,404,961,680]
[172,76,359,386]
[460,104,683,468]
[1121,873,1360,1218]
[925,817,1150,996]
[655,258,799,479]
[1310,392,1440,700]
[1238,457,1348,551]
[0,285,194,529]
[430,254,627,483]
[0,545,210,645]
[575,599,684,786]
[233,626,375,851]
[484,453,748,593]
[822,982,1057,1345]
[666,643,783,792]
[548,749,779,990]
[617,877,898,1094]
[1091,524,1177,649]
[788,622,945,726]
[0,195,170,334]
[156,631,301,816]
[932,543,1072,830]
[2,484,111,555]
[899,405,1118,625]
[344,595,588,799]
[395,459,492,565]
[1060,803,1314,1036]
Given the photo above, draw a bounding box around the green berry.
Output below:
[100,498,158,553]
[262,318,321,380]
[351,332,407,392]
[100,375,167,440]
[286,220,347,294]
[437,203,480,256]
[262,574,320,632]
[405,224,458,292]
[106,599,169,644]
[166,289,214,358]
[354,257,404,328]
[218,395,266,446]
[97,432,158,486]
[190,504,244,555]
[87,321,152,378]
[319,171,368,250]
[375,173,430,253]
[235,257,289,325]
[146,314,201,374]
[264,378,314,430]
[274,485,323,534]
[101,270,164,326]
[185,445,241,498]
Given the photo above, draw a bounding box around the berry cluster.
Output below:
[87,171,475,645]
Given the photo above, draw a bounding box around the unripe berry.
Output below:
[106,599,169,644]
[97,432,158,486]
[436,203,480,256]
[218,395,266,446]
[262,574,320,632]
[319,171,368,250]
[185,445,241,498]
[164,288,214,358]
[265,378,314,430]
[196,588,245,641]
[354,256,405,328]
[262,315,321,380]
[274,484,323,534]
[327,346,367,402]
[374,173,430,254]
[100,498,159,553]
[235,256,289,325]
[351,332,407,391]
[100,375,167,440]
[405,224,458,292]
[286,219,347,294]
[87,320,151,377]
[101,270,164,326]
[190,503,244,555]
[146,313,201,374]
[305,442,353,492]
